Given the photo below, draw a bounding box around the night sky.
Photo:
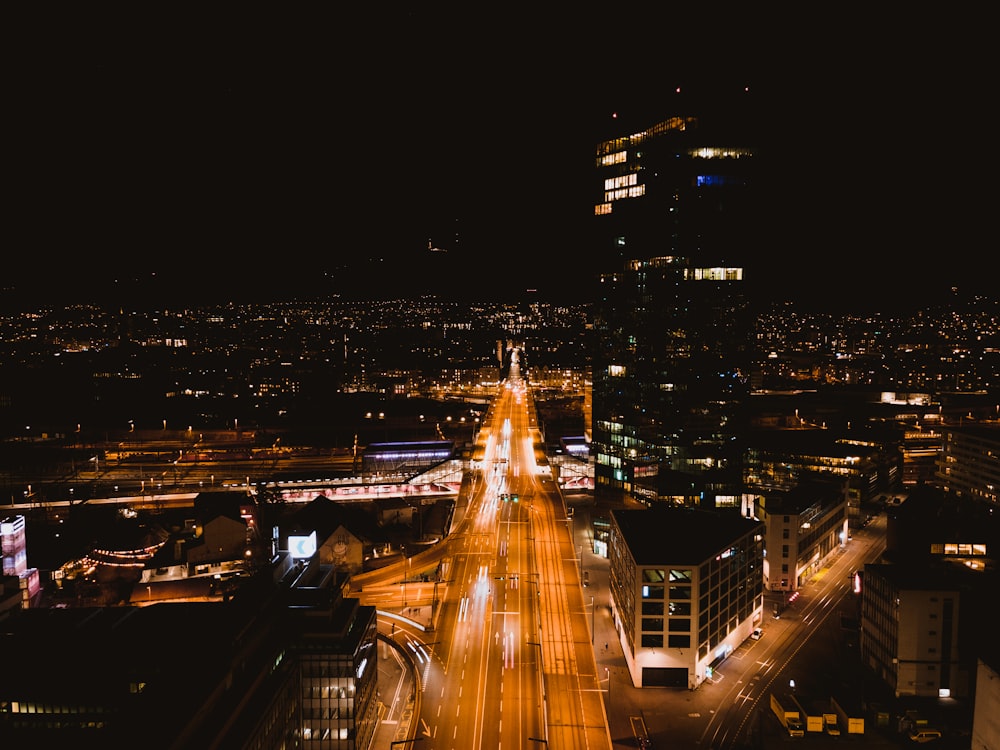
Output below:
[6,7,994,310]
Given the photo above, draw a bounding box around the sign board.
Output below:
[289,531,317,559]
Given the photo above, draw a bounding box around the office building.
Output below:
[755,478,850,593]
[0,548,379,749]
[859,562,996,699]
[590,97,760,509]
[936,423,1000,506]
[882,485,997,570]
[607,506,764,690]
[0,514,40,611]
[745,429,885,527]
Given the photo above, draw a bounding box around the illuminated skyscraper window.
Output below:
[591,98,760,509]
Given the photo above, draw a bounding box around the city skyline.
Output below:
[6,8,995,311]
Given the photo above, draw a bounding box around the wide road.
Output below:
[373,351,612,749]
[696,513,889,750]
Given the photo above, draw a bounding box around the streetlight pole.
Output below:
[605,667,611,704]
[527,639,548,744]
[401,546,407,607]
[590,595,595,645]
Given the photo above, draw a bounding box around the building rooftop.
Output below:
[612,507,762,566]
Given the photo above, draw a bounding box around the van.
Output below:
[909,728,942,743]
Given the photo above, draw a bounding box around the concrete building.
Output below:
[937,423,1000,506]
[0,543,378,748]
[971,650,1000,750]
[608,506,764,690]
[859,561,996,699]
[756,478,850,593]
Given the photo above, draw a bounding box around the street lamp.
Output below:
[401,546,407,607]
[590,595,595,645]
[605,667,611,703]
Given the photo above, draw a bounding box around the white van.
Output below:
[909,728,942,743]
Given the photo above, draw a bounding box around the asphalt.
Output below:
[368,491,943,749]
[373,632,420,749]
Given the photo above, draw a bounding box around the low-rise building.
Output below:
[756,478,850,593]
[608,506,764,690]
[859,561,996,699]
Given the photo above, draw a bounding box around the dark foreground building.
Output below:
[0,555,378,749]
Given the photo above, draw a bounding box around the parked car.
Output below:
[909,728,942,743]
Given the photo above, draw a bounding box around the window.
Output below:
[641,634,663,648]
[643,601,664,616]
[668,586,691,599]
[668,601,691,616]
[642,585,665,599]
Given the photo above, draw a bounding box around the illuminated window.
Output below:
[604,174,637,191]
[685,267,744,282]
[599,150,627,166]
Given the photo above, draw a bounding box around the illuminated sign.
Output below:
[289,531,317,559]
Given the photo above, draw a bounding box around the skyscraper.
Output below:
[590,95,761,510]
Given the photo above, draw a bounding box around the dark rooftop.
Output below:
[611,507,762,566]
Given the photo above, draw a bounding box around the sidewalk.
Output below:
[573,495,756,749]
[372,633,419,749]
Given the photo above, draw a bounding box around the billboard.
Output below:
[289,531,317,559]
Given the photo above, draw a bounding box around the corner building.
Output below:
[590,95,762,510]
[608,506,764,689]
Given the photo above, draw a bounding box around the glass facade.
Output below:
[591,104,760,508]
